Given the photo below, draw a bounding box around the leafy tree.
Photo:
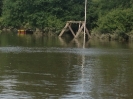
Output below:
[92,0,133,33]
[1,0,85,29]
[96,8,133,33]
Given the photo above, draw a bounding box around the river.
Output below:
[0,32,133,99]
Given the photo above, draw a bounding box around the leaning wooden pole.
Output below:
[59,22,69,37]
[83,0,87,48]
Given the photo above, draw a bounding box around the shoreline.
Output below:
[1,28,133,42]
[91,32,133,42]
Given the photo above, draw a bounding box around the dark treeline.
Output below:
[0,0,133,35]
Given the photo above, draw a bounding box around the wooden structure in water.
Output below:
[59,21,91,39]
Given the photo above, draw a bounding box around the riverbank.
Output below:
[91,32,133,42]
[1,27,133,42]
[0,27,58,36]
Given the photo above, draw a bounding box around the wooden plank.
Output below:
[67,21,84,24]
[59,22,69,37]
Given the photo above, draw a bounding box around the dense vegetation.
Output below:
[93,0,133,34]
[0,0,133,35]
[0,0,2,16]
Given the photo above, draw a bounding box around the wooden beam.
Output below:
[67,21,84,24]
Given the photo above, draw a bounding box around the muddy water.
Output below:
[0,33,133,99]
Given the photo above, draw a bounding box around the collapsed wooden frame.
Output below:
[59,21,91,39]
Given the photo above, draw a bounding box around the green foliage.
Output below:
[0,0,85,31]
[91,0,133,34]
[0,0,133,35]
[0,0,2,16]
[96,8,133,34]
[87,0,99,29]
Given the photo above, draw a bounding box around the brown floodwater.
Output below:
[0,32,133,99]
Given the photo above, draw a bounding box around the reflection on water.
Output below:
[0,33,133,99]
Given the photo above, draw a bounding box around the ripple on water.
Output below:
[0,47,133,56]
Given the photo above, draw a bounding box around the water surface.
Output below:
[0,32,133,99]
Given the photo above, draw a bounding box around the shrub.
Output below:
[96,8,133,34]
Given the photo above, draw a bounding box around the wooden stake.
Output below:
[83,0,87,48]
[59,22,69,37]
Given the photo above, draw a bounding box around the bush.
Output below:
[95,8,133,34]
